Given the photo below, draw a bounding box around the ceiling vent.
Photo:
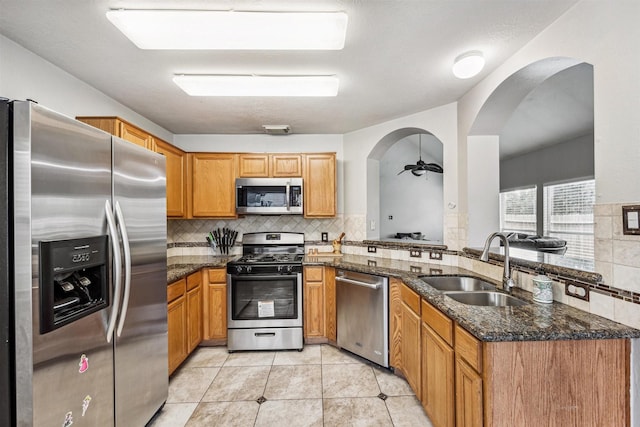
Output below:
[262,125,291,135]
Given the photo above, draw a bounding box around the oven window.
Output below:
[231,275,298,320]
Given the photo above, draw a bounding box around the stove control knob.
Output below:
[247,266,252,273]
[235,266,243,274]
[287,265,293,272]
[277,265,283,272]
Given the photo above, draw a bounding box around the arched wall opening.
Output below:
[466,57,595,258]
[367,127,444,243]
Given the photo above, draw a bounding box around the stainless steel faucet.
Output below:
[480,232,515,293]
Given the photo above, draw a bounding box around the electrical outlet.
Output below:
[565,280,590,301]
[321,232,328,242]
[410,249,421,258]
[367,246,377,253]
[388,215,393,220]
[429,251,443,260]
[368,260,377,267]
[410,265,422,273]
[429,268,443,275]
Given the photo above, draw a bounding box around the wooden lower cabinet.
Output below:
[422,323,455,427]
[204,268,227,341]
[304,266,325,339]
[455,356,483,427]
[186,271,203,353]
[389,278,403,369]
[167,279,187,375]
[303,266,336,342]
[400,283,421,398]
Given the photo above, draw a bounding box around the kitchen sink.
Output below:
[444,291,528,307]
[420,276,496,292]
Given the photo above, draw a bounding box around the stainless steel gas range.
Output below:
[227,232,305,351]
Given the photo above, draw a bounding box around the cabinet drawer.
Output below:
[168,278,186,303]
[208,268,227,283]
[422,299,453,346]
[304,266,324,282]
[187,271,202,291]
[455,325,482,373]
[400,284,421,314]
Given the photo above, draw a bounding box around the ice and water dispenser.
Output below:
[39,235,109,333]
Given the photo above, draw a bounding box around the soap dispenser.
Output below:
[532,269,553,303]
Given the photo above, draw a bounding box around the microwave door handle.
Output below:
[285,183,290,211]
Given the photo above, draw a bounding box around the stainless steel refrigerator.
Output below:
[0,99,168,426]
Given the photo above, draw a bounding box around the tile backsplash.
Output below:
[168,215,345,245]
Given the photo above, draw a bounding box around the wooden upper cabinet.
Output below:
[76,116,155,151]
[189,153,237,218]
[155,138,187,217]
[238,153,303,177]
[271,154,302,177]
[238,154,270,177]
[303,153,336,217]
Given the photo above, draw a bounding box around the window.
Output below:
[543,179,595,260]
[499,187,537,234]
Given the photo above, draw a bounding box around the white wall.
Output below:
[467,135,500,246]
[0,34,173,141]
[173,134,345,214]
[343,102,458,244]
[500,132,594,191]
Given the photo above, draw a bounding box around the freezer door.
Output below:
[12,101,115,426]
[112,137,167,426]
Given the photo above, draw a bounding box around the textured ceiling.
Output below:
[0,0,580,137]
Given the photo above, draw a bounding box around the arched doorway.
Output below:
[467,57,595,260]
[367,128,444,243]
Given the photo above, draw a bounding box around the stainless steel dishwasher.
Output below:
[336,269,389,367]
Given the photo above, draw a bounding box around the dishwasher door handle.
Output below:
[335,276,381,290]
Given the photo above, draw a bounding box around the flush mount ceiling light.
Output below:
[106,9,348,50]
[173,74,339,97]
[262,125,291,135]
[452,51,485,79]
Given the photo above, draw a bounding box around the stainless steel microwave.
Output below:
[236,178,303,215]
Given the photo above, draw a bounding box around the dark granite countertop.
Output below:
[167,255,238,283]
[166,253,640,342]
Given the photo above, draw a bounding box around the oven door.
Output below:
[227,272,302,328]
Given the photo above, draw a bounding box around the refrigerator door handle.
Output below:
[115,201,132,337]
[105,200,123,343]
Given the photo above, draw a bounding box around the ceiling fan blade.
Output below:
[425,163,444,173]
[404,164,416,170]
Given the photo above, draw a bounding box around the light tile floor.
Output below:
[149,345,434,427]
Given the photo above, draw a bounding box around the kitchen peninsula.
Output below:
[167,251,639,427]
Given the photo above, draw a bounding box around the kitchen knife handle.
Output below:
[105,200,122,343]
[115,201,132,337]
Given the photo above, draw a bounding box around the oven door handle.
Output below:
[335,276,381,290]
[229,273,299,280]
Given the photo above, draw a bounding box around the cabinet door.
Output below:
[422,323,455,427]
[155,139,187,217]
[389,279,403,369]
[120,121,153,150]
[303,153,336,217]
[190,153,237,217]
[238,154,270,177]
[324,267,337,342]
[455,357,483,427]
[271,154,302,177]
[168,296,187,375]
[204,269,227,341]
[401,301,421,398]
[303,266,325,338]
[186,285,203,353]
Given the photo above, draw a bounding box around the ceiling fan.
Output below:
[397,134,444,176]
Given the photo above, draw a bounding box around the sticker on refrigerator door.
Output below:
[257,300,275,317]
[62,411,73,427]
[82,395,92,416]
[78,354,88,373]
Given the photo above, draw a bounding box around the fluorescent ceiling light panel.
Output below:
[106,10,348,50]
[173,75,340,97]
